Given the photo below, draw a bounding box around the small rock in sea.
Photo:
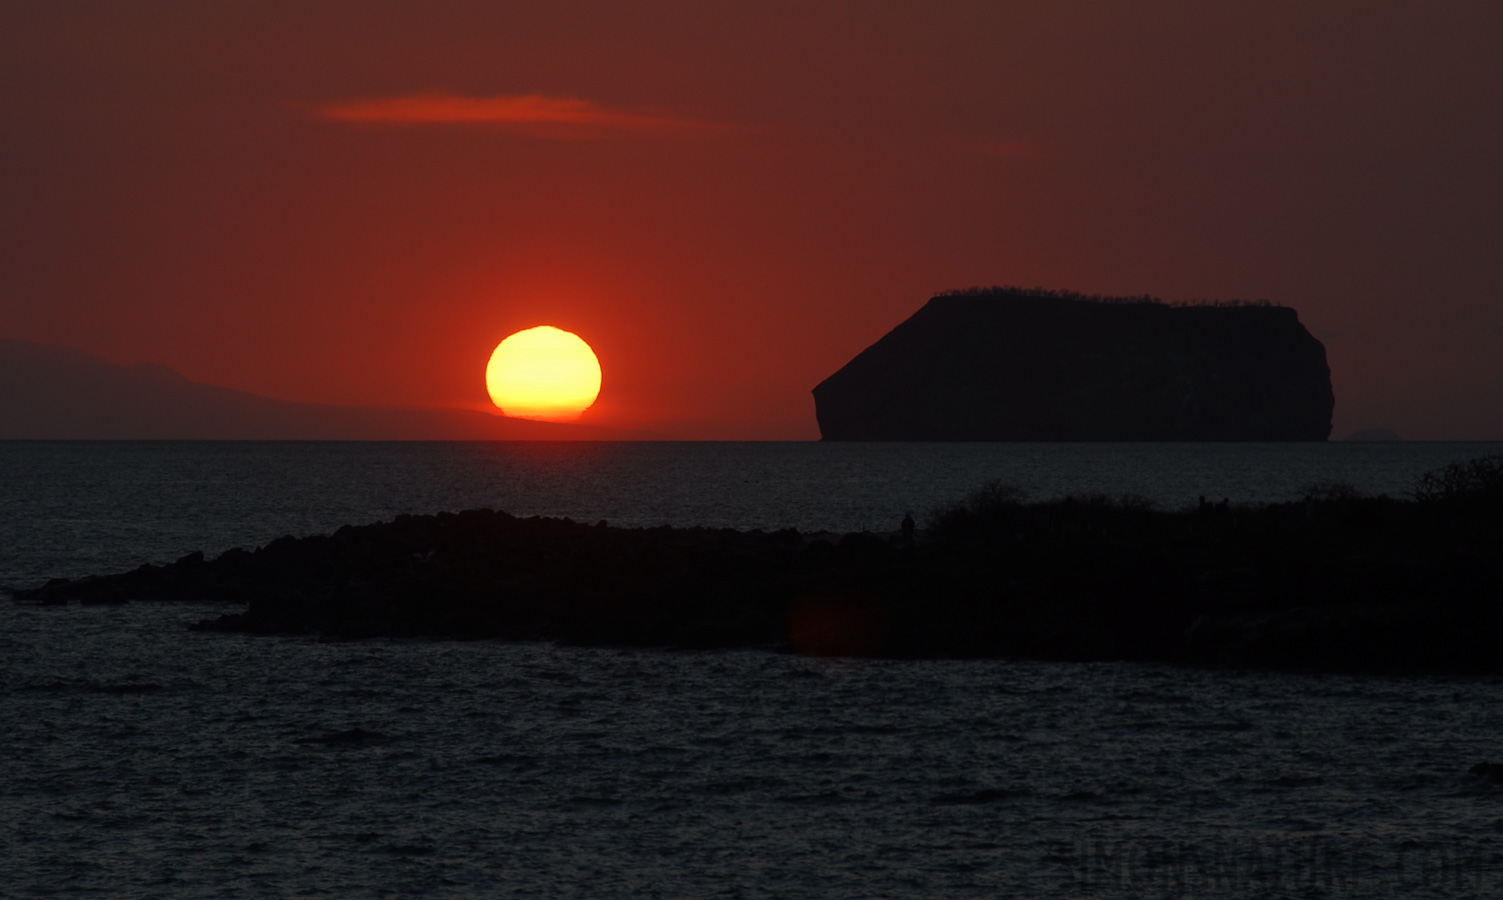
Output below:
[1469,762,1503,783]
[100,682,162,695]
[931,788,1020,805]
[380,844,436,856]
[294,727,388,746]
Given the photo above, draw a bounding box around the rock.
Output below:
[931,788,1022,805]
[18,467,1503,673]
[672,618,768,649]
[812,289,1333,440]
[99,682,163,695]
[1469,762,1503,784]
[295,727,388,746]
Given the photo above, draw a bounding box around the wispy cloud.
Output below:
[315,92,711,137]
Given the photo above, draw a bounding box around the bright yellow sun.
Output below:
[485,326,602,422]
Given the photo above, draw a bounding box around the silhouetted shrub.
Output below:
[1171,297,1274,308]
[1115,493,1159,513]
[929,480,1028,537]
[937,285,1162,305]
[966,480,1029,509]
[1048,491,1166,513]
[1300,482,1366,502]
[934,285,1279,309]
[1414,455,1503,505]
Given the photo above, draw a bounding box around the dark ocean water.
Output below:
[3,441,1502,897]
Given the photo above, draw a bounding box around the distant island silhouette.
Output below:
[16,455,1503,674]
[0,338,655,440]
[813,287,1334,441]
[1343,428,1402,442]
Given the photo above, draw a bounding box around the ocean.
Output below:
[3,441,1502,897]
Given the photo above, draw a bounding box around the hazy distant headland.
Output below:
[0,339,652,440]
[814,287,1335,441]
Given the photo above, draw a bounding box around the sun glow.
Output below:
[485,326,602,422]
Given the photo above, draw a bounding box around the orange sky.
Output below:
[3,2,1501,439]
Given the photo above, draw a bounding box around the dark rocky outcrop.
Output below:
[1469,763,1503,784]
[294,728,390,747]
[14,459,1503,674]
[813,289,1333,440]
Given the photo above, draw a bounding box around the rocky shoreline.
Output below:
[15,458,1503,674]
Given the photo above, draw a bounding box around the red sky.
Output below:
[3,1,1500,439]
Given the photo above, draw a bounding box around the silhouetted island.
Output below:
[813,287,1334,441]
[1344,428,1402,442]
[15,456,1503,674]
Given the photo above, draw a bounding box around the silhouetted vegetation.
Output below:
[927,480,1029,539]
[935,285,1277,308]
[1413,454,1503,505]
[15,457,1502,674]
[938,285,1165,304]
[1299,481,1366,503]
[929,482,1159,541]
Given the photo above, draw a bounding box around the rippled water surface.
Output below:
[2,602,1501,897]
[3,442,1503,896]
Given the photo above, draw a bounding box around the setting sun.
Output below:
[485,326,602,422]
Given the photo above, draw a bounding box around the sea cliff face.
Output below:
[813,292,1334,441]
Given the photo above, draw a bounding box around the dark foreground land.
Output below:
[15,457,1503,674]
